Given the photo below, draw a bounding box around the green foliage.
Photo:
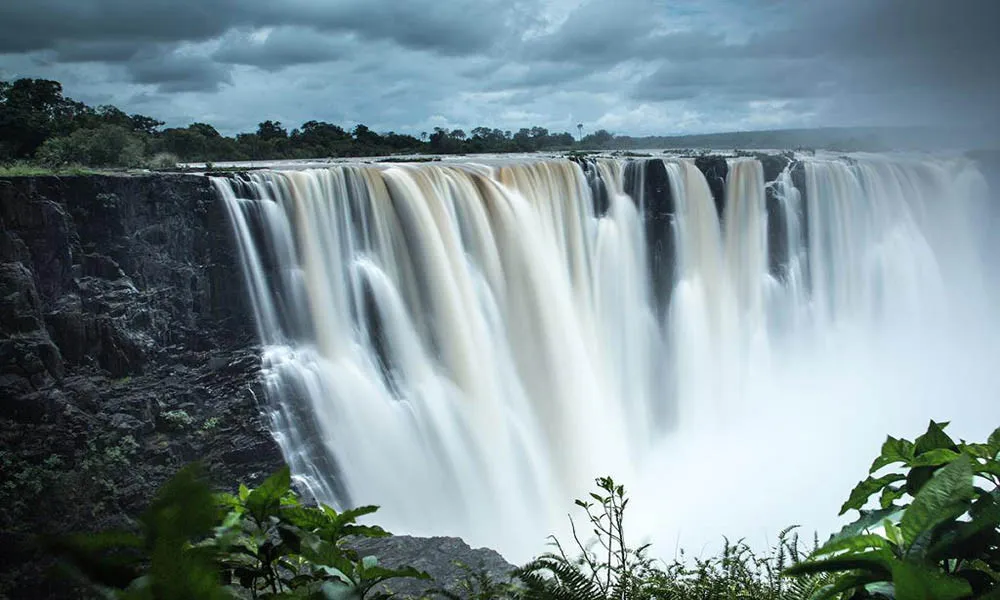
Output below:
[1,76,584,167]
[200,417,222,433]
[513,478,829,600]
[425,562,518,600]
[1,76,928,169]
[209,466,429,599]
[786,421,1000,599]
[49,464,429,599]
[148,152,179,170]
[0,78,83,159]
[514,476,658,600]
[47,463,227,599]
[650,528,836,600]
[161,409,196,431]
[0,78,160,160]
[80,434,142,509]
[36,124,147,168]
[0,161,98,176]
[0,451,66,522]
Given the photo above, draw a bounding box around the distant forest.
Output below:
[0,78,966,169]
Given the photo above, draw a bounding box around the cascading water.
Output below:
[212,153,1000,558]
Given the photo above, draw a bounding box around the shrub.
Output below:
[48,463,232,599]
[515,477,662,600]
[48,465,429,599]
[787,421,1000,599]
[162,409,195,431]
[0,451,65,522]
[650,530,834,600]
[147,152,179,170]
[35,124,146,168]
[428,561,518,600]
[199,416,221,433]
[513,477,829,600]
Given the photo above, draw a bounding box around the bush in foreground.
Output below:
[787,421,1000,598]
[47,420,1000,599]
[48,465,427,599]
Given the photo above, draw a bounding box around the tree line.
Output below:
[1,78,933,170]
[0,78,624,168]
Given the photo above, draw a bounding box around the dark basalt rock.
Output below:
[694,156,728,217]
[0,174,280,598]
[572,158,610,216]
[789,160,811,290]
[761,154,793,277]
[349,535,516,598]
[624,158,675,316]
[758,153,790,184]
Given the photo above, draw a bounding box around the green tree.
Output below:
[189,122,222,138]
[36,124,146,168]
[256,120,288,141]
[158,128,209,161]
[382,131,422,151]
[581,130,615,149]
[291,120,351,156]
[129,113,165,136]
[429,127,464,154]
[0,78,81,158]
[353,124,383,147]
[512,128,534,151]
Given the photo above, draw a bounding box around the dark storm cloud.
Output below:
[0,0,525,91]
[520,0,750,66]
[763,0,1000,130]
[49,41,147,64]
[254,0,520,56]
[633,57,831,102]
[619,0,1000,132]
[127,52,232,93]
[0,0,517,58]
[1,0,997,136]
[524,0,658,64]
[213,28,355,70]
[472,61,596,92]
[0,0,242,53]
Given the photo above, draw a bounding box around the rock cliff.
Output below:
[0,174,282,598]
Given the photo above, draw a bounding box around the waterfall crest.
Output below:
[212,153,996,556]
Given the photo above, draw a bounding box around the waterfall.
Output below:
[212,153,999,557]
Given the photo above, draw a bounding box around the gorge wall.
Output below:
[0,173,282,597]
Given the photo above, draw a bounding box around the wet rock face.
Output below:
[624,158,676,316]
[0,174,283,598]
[349,535,517,598]
[694,156,728,216]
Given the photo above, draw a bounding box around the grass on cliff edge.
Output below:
[0,162,101,176]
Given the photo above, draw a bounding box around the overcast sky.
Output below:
[1,0,997,137]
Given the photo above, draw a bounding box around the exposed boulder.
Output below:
[350,535,517,598]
